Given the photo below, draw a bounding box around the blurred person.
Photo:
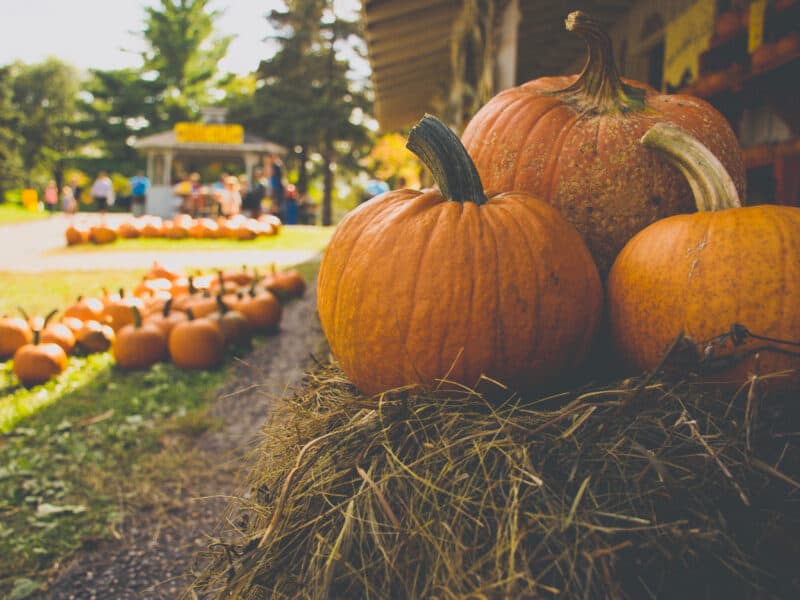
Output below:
[267,155,285,219]
[129,171,150,216]
[61,185,76,215]
[242,167,267,218]
[217,175,242,217]
[43,180,58,214]
[90,170,114,217]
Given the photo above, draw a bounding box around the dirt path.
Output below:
[43,280,328,599]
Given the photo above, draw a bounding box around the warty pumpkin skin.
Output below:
[608,123,800,390]
[461,11,745,275]
[317,115,602,397]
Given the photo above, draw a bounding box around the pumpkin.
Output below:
[168,309,225,369]
[39,310,77,355]
[13,330,68,387]
[140,217,164,238]
[113,306,167,369]
[63,295,105,322]
[89,224,118,245]
[0,315,33,360]
[75,320,115,354]
[145,260,185,282]
[461,10,745,275]
[208,296,252,347]
[607,123,800,390]
[262,264,306,299]
[60,316,85,334]
[65,223,90,246]
[103,289,146,331]
[118,220,141,238]
[145,298,187,339]
[234,288,282,333]
[317,115,602,396]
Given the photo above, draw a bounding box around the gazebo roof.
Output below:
[132,129,287,156]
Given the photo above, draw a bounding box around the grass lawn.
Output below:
[0,259,321,596]
[0,203,50,225]
[0,269,147,317]
[47,224,335,254]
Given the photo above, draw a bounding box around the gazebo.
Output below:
[132,110,287,217]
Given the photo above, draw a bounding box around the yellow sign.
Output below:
[21,188,38,211]
[748,0,767,54]
[663,0,716,91]
[174,122,244,144]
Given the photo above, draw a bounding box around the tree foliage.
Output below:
[0,66,24,198]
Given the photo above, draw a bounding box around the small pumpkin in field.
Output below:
[65,222,90,246]
[608,123,800,390]
[461,11,745,274]
[103,289,146,331]
[63,295,105,322]
[145,298,187,339]
[37,310,76,355]
[168,309,225,369]
[0,315,33,360]
[76,319,115,354]
[13,330,68,387]
[113,306,167,369]
[262,264,306,299]
[208,296,252,347]
[118,219,142,238]
[235,288,282,333]
[89,223,118,245]
[317,115,602,396]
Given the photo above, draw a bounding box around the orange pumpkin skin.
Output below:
[13,342,68,386]
[76,320,115,354]
[41,323,77,355]
[608,124,800,390]
[461,12,745,275]
[114,320,167,369]
[168,318,225,369]
[0,316,33,359]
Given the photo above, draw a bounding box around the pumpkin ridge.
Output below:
[507,98,568,191]
[400,203,451,382]
[542,112,582,201]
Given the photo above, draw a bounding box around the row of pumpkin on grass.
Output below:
[0,262,306,387]
[66,213,284,245]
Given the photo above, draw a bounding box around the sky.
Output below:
[0,0,359,76]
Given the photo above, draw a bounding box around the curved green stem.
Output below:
[131,305,142,328]
[162,298,173,318]
[554,11,646,114]
[406,114,487,204]
[640,123,742,211]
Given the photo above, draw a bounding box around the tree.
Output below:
[0,66,24,199]
[237,0,372,225]
[10,58,82,188]
[139,0,234,119]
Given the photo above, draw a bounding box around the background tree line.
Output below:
[0,0,373,225]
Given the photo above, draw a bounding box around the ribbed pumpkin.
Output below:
[76,320,115,354]
[461,11,745,275]
[63,295,105,322]
[102,289,145,331]
[113,306,167,369]
[608,123,800,390]
[234,288,282,333]
[168,310,225,369]
[317,115,602,396]
[208,296,252,347]
[13,330,68,387]
[145,298,187,339]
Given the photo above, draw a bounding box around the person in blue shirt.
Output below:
[129,171,150,216]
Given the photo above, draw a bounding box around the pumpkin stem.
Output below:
[33,329,41,345]
[43,309,58,327]
[186,308,196,321]
[131,305,142,328]
[406,114,487,205]
[17,306,29,321]
[216,294,229,315]
[554,11,646,115]
[162,298,173,318]
[640,123,742,211]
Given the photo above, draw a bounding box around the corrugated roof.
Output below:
[362,0,637,131]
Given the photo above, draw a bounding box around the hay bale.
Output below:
[191,363,800,599]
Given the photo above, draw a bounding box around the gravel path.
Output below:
[43,280,328,599]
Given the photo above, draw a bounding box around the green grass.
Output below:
[0,260,321,594]
[47,225,334,254]
[0,203,50,225]
[0,269,147,317]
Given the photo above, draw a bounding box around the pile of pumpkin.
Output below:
[65,213,284,246]
[0,262,306,387]
[317,10,800,398]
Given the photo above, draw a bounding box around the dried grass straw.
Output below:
[190,362,800,599]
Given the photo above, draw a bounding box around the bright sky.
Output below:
[0,0,359,76]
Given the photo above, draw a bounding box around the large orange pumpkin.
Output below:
[113,306,167,369]
[461,11,745,275]
[13,331,68,387]
[608,123,800,390]
[317,115,602,396]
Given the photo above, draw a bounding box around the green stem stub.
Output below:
[554,11,646,115]
[640,123,742,212]
[406,114,487,205]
